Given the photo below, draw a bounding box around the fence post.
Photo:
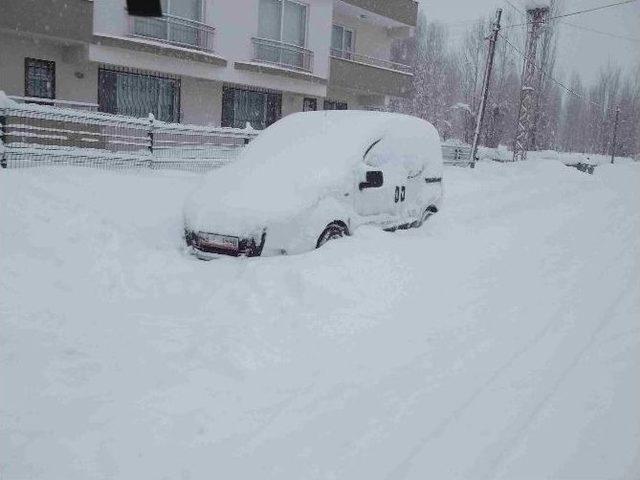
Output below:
[0,114,6,169]
[243,122,252,145]
[148,113,155,168]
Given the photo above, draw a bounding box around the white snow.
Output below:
[0,90,17,109]
[1,160,639,479]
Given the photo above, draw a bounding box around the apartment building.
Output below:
[0,0,417,128]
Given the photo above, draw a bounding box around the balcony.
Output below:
[251,37,314,73]
[330,49,412,74]
[129,14,215,52]
[329,50,413,97]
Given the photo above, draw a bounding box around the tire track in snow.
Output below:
[384,301,571,480]
[483,283,633,480]
[386,208,637,480]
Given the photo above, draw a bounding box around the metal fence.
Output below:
[330,49,413,75]
[8,95,99,111]
[0,99,482,173]
[129,14,216,52]
[252,37,314,72]
[442,144,473,166]
[0,100,258,172]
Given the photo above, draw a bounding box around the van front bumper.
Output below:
[185,228,267,258]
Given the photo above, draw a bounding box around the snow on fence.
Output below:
[0,94,258,172]
[441,144,473,166]
[0,94,526,173]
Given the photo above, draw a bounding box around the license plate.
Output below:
[198,232,239,250]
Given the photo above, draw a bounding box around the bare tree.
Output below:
[393,7,639,157]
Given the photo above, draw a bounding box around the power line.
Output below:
[504,0,527,16]
[503,0,638,29]
[497,31,609,111]
[558,20,640,42]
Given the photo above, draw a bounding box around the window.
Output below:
[161,0,202,21]
[303,97,317,112]
[133,0,203,47]
[221,86,282,130]
[323,100,347,111]
[257,0,308,68]
[98,68,180,123]
[331,25,354,59]
[25,58,55,99]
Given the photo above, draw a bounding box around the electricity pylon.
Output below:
[512,6,549,161]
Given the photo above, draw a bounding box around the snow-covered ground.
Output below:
[477,144,636,166]
[443,138,634,166]
[1,161,639,479]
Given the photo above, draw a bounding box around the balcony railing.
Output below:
[7,95,99,111]
[129,14,215,52]
[252,37,314,73]
[331,48,413,74]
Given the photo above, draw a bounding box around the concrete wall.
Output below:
[324,86,386,110]
[93,0,127,37]
[341,0,417,26]
[332,12,393,62]
[0,0,94,43]
[329,56,412,97]
[0,33,97,104]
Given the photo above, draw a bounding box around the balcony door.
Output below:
[257,0,307,69]
[134,0,203,47]
[331,24,354,59]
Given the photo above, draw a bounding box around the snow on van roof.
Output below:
[184,111,441,234]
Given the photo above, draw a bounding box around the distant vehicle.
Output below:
[184,111,443,258]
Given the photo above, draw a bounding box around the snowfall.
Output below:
[1,160,639,479]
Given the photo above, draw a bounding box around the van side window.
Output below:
[363,139,382,161]
[363,138,388,167]
[364,136,427,178]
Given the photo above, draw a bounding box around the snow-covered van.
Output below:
[184,111,443,257]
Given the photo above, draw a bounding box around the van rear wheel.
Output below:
[418,205,438,227]
[316,222,348,249]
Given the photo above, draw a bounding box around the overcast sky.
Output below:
[418,0,640,83]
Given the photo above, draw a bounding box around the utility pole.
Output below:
[513,5,549,161]
[610,105,620,164]
[470,8,502,168]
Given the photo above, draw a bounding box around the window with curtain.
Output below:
[98,68,180,123]
[25,58,55,99]
[323,99,347,111]
[221,87,282,130]
[331,25,354,59]
[257,0,307,68]
[303,97,317,111]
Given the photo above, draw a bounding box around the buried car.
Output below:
[184,110,443,258]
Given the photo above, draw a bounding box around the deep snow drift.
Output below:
[1,161,639,479]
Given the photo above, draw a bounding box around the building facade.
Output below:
[0,0,417,128]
